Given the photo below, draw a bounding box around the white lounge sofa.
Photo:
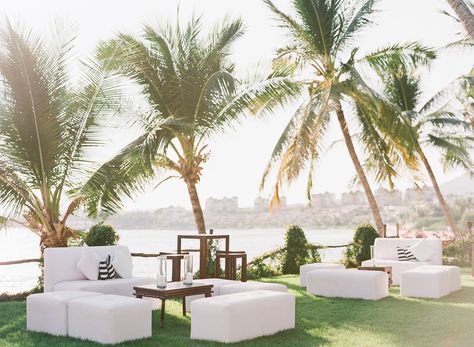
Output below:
[44,246,154,296]
[361,238,442,285]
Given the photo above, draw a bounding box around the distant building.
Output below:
[340,191,366,205]
[404,187,435,203]
[253,196,287,212]
[205,197,238,212]
[375,188,403,206]
[311,192,337,208]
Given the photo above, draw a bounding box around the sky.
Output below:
[2,0,473,211]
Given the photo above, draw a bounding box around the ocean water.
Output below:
[0,227,353,294]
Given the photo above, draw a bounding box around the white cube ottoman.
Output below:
[190,290,295,343]
[300,263,345,287]
[307,269,388,300]
[400,266,451,298]
[185,278,238,313]
[27,291,102,336]
[68,294,152,344]
[219,281,287,295]
[418,265,461,292]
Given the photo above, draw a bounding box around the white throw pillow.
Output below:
[112,248,133,279]
[409,239,437,262]
[77,246,101,280]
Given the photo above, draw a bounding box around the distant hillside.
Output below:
[440,173,474,196]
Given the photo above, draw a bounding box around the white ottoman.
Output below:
[307,269,388,300]
[191,290,295,343]
[418,265,461,292]
[300,263,345,287]
[27,291,102,336]
[400,266,450,299]
[185,278,238,313]
[68,294,152,344]
[219,281,287,295]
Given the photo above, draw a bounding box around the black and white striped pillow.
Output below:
[396,247,418,262]
[98,255,116,280]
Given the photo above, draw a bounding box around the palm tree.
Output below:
[261,0,434,235]
[81,16,300,234]
[0,21,121,253]
[373,60,473,237]
[446,0,474,41]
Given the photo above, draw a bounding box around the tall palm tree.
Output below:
[261,0,434,235]
[81,16,300,234]
[446,0,474,41]
[0,21,121,253]
[373,61,473,237]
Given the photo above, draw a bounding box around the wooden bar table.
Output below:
[177,234,230,279]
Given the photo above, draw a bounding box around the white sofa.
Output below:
[361,238,442,285]
[190,290,295,343]
[307,269,388,301]
[44,246,154,296]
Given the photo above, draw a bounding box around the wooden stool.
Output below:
[215,251,247,282]
[160,252,189,282]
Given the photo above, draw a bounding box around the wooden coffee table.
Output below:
[358,266,393,288]
[133,282,213,327]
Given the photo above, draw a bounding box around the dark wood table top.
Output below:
[177,234,229,239]
[358,266,392,272]
[134,282,213,299]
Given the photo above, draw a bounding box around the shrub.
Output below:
[247,258,279,280]
[84,222,119,246]
[280,224,320,274]
[343,223,378,268]
[443,236,473,266]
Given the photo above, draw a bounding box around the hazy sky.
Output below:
[2,0,473,210]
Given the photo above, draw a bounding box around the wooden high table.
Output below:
[177,234,230,279]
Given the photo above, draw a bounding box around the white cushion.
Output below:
[409,239,438,262]
[68,294,152,344]
[412,265,461,293]
[361,259,432,285]
[190,290,295,343]
[307,269,388,300]
[373,238,442,264]
[185,278,238,313]
[299,263,345,287]
[400,266,450,298]
[219,281,287,295]
[54,277,155,297]
[76,246,101,281]
[112,248,133,279]
[27,291,103,336]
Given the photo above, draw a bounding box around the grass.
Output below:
[1,269,473,346]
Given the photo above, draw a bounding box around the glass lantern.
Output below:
[182,254,193,286]
[157,256,167,288]
[370,245,376,267]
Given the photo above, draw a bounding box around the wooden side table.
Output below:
[358,266,393,288]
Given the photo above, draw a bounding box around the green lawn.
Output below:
[1,269,473,347]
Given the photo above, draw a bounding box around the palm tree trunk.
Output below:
[185,179,206,234]
[447,0,474,41]
[335,103,385,236]
[418,148,461,238]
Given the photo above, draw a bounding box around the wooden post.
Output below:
[472,244,474,277]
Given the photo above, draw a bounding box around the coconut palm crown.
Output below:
[261,0,435,235]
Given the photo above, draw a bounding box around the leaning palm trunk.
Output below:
[185,178,206,234]
[335,104,385,236]
[446,0,474,41]
[418,149,461,238]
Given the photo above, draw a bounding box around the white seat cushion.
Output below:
[190,290,295,343]
[400,266,451,298]
[54,277,154,297]
[361,259,428,285]
[299,263,345,287]
[68,294,152,344]
[307,269,388,301]
[219,281,287,295]
[27,291,103,336]
[185,278,238,313]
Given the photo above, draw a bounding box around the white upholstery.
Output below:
[442,265,462,292]
[27,291,103,336]
[361,238,442,285]
[44,246,154,297]
[190,290,295,343]
[185,278,238,313]
[219,281,287,295]
[68,294,152,344]
[54,277,155,297]
[400,266,451,298]
[307,269,388,300]
[299,263,345,287]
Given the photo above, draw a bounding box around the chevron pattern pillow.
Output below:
[396,247,418,262]
[98,255,116,280]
